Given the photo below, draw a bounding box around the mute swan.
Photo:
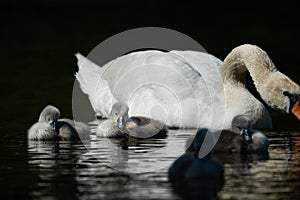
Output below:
[75,44,300,129]
[97,102,168,138]
[28,105,91,140]
[168,129,224,182]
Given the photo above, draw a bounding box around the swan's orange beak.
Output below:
[292,100,300,120]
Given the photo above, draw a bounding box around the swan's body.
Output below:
[75,44,300,129]
[28,105,91,141]
[168,129,224,182]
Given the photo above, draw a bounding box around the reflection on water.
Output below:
[27,127,300,200]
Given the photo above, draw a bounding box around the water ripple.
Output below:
[27,130,300,199]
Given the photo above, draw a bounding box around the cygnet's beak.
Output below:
[241,129,252,142]
[50,120,57,129]
[117,116,125,129]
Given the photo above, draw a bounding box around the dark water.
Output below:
[2,123,298,199]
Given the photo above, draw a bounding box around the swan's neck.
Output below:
[221,44,276,93]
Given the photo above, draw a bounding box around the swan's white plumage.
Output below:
[76,42,300,130]
[75,53,116,117]
[75,50,228,128]
[76,44,300,130]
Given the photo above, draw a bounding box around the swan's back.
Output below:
[76,50,223,128]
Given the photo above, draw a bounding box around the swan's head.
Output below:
[283,91,300,120]
[110,102,129,129]
[222,44,300,121]
[38,105,60,124]
[260,72,300,120]
[231,115,253,142]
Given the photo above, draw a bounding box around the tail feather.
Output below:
[75,53,102,93]
[74,53,116,117]
[75,53,103,109]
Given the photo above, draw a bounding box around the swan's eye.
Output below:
[283,91,290,97]
[96,116,102,120]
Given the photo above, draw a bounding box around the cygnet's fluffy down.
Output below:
[188,115,269,153]
[97,102,167,138]
[28,105,91,141]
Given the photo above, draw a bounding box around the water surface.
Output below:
[22,126,300,199]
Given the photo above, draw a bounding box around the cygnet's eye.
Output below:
[236,126,242,130]
[115,112,118,115]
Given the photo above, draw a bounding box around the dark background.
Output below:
[1,0,300,138]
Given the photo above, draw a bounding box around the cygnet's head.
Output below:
[38,105,60,124]
[231,115,253,142]
[110,102,129,129]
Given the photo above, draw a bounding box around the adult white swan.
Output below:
[75,44,300,129]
